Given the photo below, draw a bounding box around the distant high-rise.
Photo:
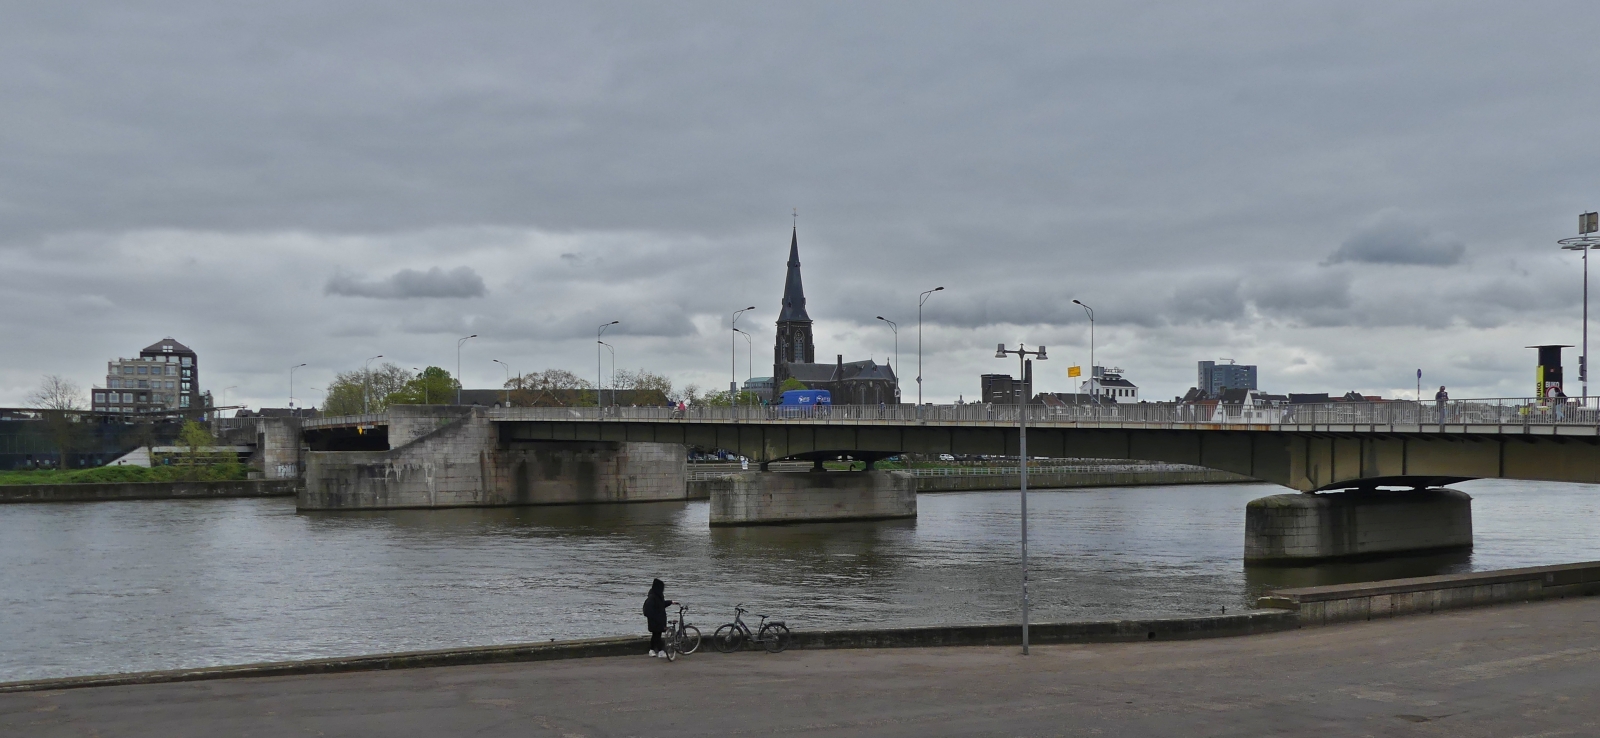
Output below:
[91,338,199,414]
[1198,360,1257,398]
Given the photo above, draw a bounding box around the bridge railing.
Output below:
[481,397,1598,426]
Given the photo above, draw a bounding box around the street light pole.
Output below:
[876,316,898,402]
[1073,300,1095,403]
[995,342,1047,656]
[597,321,618,408]
[492,359,511,407]
[597,342,615,406]
[918,287,945,408]
[288,363,306,410]
[734,328,753,405]
[732,306,754,407]
[1560,212,1600,405]
[363,355,383,414]
[455,335,476,406]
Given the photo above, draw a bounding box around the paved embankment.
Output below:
[0,479,298,503]
[0,611,1293,694]
[5,597,1598,737]
[1259,559,1600,624]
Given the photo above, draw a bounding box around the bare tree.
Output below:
[28,375,84,411]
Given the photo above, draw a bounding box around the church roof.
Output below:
[779,359,897,383]
[778,227,811,322]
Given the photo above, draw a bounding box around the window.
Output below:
[139,394,148,402]
[163,345,172,352]
[179,396,190,408]
[123,366,135,374]
[122,393,133,403]
[166,366,176,375]
[94,393,106,403]
[108,379,119,388]
[181,382,190,390]
[136,366,146,375]
[166,381,175,389]
[181,357,191,367]
[182,369,191,378]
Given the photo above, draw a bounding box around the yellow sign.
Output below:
[1067,366,1082,378]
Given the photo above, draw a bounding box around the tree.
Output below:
[323,363,414,415]
[29,375,83,410]
[176,420,215,479]
[779,378,808,393]
[389,367,455,406]
[29,375,85,468]
[694,389,762,406]
[507,369,596,406]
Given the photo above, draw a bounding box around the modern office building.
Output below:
[90,338,199,414]
[1197,360,1257,398]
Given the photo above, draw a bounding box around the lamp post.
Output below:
[308,387,325,409]
[597,342,615,406]
[995,342,1047,655]
[734,328,753,405]
[597,321,618,409]
[1072,300,1095,403]
[455,335,477,406]
[918,287,944,407]
[288,363,306,410]
[732,306,755,407]
[876,316,898,401]
[1560,212,1600,405]
[492,359,511,406]
[412,368,429,405]
[363,355,383,413]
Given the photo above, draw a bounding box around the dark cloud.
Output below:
[1326,212,1465,266]
[325,267,487,299]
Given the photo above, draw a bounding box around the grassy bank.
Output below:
[0,464,249,486]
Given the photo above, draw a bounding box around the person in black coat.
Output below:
[642,578,676,658]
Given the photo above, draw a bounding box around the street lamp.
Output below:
[732,306,755,406]
[412,368,429,405]
[597,342,615,406]
[1073,300,1095,403]
[288,363,306,410]
[363,355,383,413]
[918,287,944,407]
[995,341,1047,656]
[492,359,511,407]
[1560,212,1600,404]
[733,328,753,405]
[598,321,619,409]
[456,335,476,406]
[876,316,899,401]
[308,387,325,409]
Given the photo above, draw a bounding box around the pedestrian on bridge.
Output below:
[1435,386,1449,423]
[643,578,676,659]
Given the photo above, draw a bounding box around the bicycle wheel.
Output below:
[713,624,743,653]
[680,625,702,655]
[759,623,790,653]
[665,637,678,662]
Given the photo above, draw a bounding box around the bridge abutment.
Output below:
[706,471,917,526]
[1244,488,1472,564]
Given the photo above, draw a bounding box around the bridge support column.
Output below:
[707,471,916,526]
[1245,489,1472,564]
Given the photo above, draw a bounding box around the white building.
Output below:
[1079,366,1139,404]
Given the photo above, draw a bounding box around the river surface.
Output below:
[2,479,1599,682]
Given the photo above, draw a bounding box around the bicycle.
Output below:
[662,604,701,662]
[713,604,789,653]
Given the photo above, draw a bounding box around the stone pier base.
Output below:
[1245,488,1472,564]
[706,471,917,526]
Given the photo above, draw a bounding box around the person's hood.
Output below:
[650,578,665,597]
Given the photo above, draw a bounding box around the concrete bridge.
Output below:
[299,399,1600,563]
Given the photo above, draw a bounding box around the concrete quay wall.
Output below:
[707,471,917,525]
[1245,488,1472,563]
[1258,560,1600,625]
[0,480,299,504]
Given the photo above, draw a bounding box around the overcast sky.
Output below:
[4,2,1599,408]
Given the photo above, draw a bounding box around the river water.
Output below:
[2,479,1599,682]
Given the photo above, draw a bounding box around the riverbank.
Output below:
[6,597,1597,736]
[0,479,298,503]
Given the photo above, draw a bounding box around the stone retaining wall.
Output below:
[1245,488,1472,563]
[707,471,917,525]
[1258,560,1600,625]
[0,480,299,504]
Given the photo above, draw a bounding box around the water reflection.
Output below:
[3,479,1599,682]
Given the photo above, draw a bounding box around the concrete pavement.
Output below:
[5,597,1600,737]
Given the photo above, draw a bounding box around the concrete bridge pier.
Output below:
[1244,488,1472,564]
[706,470,917,526]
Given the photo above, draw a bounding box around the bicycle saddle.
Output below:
[756,613,768,618]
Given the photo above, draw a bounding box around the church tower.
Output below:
[773,227,815,384]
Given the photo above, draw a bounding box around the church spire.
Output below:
[778,226,810,322]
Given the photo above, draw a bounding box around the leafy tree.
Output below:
[694,390,762,406]
[779,378,808,393]
[323,363,414,415]
[389,366,456,405]
[507,369,596,406]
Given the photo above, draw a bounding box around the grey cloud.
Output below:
[324,266,487,299]
[1167,278,1246,324]
[1326,212,1465,266]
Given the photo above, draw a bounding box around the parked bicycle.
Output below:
[713,604,789,653]
[663,604,702,662]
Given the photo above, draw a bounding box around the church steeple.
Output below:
[774,226,815,382]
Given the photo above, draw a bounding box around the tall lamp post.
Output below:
[732,306,754,407]
[1560,212,1600,404]
[412,368,429,405]
[455,335,476,406]
[917,287,944,407]
[734,328,753,404]
[876,316,899,402]
[995,342,1047,655]
[308,387,324,409]
[597,342,615,406]
[598,321,619,409]
[363,355,383,413]
[288,363,306,410]
[492,359,511,407]
[1072,300,1095,404]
